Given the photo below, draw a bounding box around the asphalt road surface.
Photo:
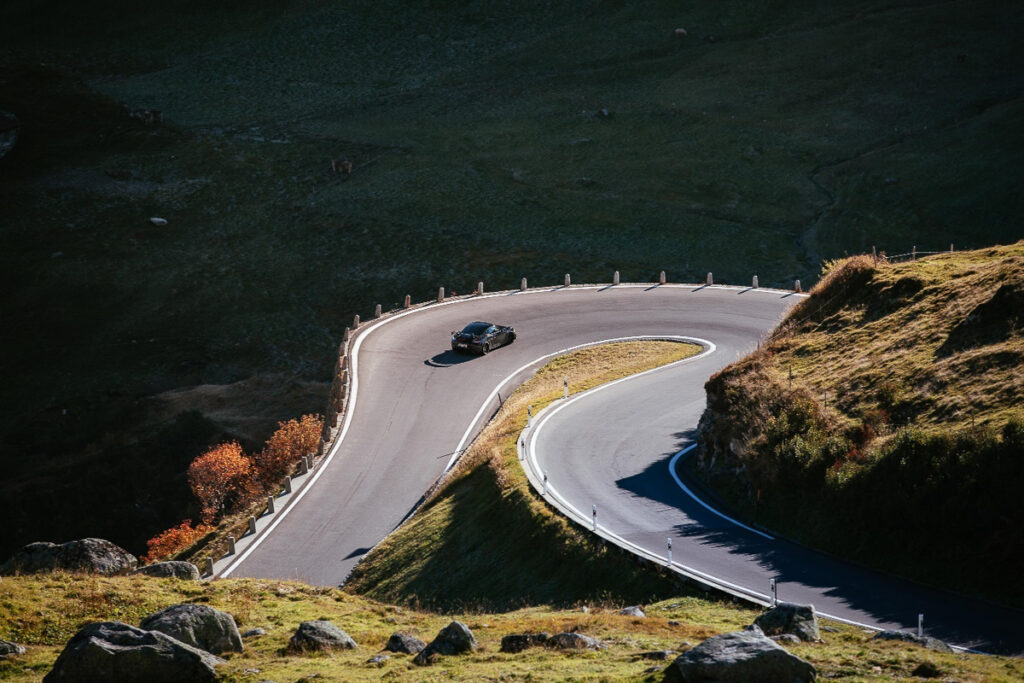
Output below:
[220,283,1022,654]
[223,285,794,584]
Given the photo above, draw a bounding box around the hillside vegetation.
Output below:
[6,574,1023,682]
[692,242,1024,605]
[1,0,1021,559]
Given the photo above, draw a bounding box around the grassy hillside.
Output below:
[6,573,1022,682]
[2,1,1022,557]
[346,341,700,610]
[692,242,1024,605]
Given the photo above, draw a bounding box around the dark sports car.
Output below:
[451,321,516,354]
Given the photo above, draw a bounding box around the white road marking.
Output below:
[668,445,775,540]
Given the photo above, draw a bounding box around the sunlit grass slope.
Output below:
[693,242,1024,605]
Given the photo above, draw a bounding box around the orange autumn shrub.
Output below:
[187,441,258,522]
[254,414,323,488]
[142,519,212,564]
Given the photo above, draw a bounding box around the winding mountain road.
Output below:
[217,284,1022,655]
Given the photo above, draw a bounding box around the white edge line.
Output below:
[219,283,803,577]
[668,445,774,540]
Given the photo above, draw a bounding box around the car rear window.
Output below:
[462,322,490,334]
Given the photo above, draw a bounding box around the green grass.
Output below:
[1,1,1022,558]
[3,573,1023,681]
[691,242,1024,605]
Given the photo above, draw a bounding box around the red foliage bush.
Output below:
[254,414,322,488]
[187,441,258,523]
[142,519,213,564]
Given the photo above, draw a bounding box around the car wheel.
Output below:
[481,342,490,355]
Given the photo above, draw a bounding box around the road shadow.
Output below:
[344,546,372,560]
[425,350,476,367]
[612,438,1024,653]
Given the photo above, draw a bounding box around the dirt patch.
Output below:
[148,373,326,447]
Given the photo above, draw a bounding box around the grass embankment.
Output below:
[693,242,1024,605]
[3,574,1023,682]
[2,0,1023,560]
[346,341,700,610]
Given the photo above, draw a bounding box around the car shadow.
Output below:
[424,350,477,367]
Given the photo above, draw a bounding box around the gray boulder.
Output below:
[548,632,603,650]
[619,605,646,618]
[42,621,222,682]
[413,621,476,665]
[367,654,390,667]
[384,632,426,654]
[872,630,953,653]
[140,603,242,654]
[1,539,137,576]
[753,603,820,642]
[241,628,266,639]
[500,632,549,653]
[289,620,357,652]
[664,626,816,682]
[134,561,200,581]
[0,639,26,659]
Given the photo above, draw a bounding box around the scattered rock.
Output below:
[771,634,801,645]
[668,620,682,627]
[0,640,26,659]
[500,633,549,653]
[384,632,425,654]
[289,620,357,653]
[645,665,664,674]
[149,217,168,226]
[140,603,243,655]
[43,621,222,683]
[674,28,688,36]
[1,539,137,576]
[134,561,200,581]
[413,622,476,666]
[367,654,389,667]
[677,641,693,650]
[580,605,590,614]
[753,603,820,642]
[911,661,943,678]
[663,626,816,682]
[820,625,839,633]
[548,632,602,650]
[241,628,266,639]
[619,605,646,618]
[872,630,953,653]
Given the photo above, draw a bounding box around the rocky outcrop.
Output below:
[383,632,425,654]
[413,621,476,665]
[872,630,953,653]
[289,620,357,652]
[500,632,549,653]
[548,632,603,650]
[0,639,26,659]
[43,621,222,682]
[753,602,820,642]
[664,626,816,682]
[1,539,137,576]
[134,561,200,580]
[139,604,243,654]
[619,605,646,618]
